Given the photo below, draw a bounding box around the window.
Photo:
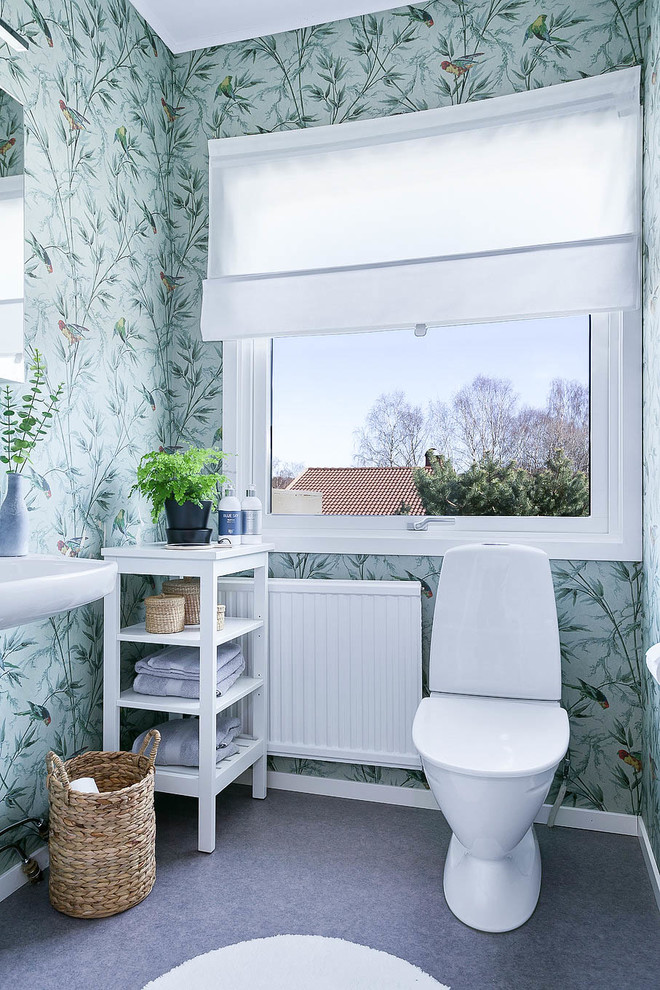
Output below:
[223,310,641,561]
[271,316,591,519]
[212,69,642,560]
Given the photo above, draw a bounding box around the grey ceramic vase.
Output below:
[0,472,30,556]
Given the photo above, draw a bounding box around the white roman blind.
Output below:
[201,68,641,342]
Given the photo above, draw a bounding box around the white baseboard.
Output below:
[638,817,660,912]
[264,771,440,809]
[0,844,48,903]
[534,802,638,835]
[259,771,642,835]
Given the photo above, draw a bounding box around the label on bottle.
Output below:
[242,508,262,536]
[219,510,241,536]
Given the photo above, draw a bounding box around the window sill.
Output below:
[262,525,640,562]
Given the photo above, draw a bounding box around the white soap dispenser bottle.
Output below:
[218,484,242,546]
[241,485,263,544]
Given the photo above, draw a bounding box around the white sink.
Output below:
[0,554,118,630]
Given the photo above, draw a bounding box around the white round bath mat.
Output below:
[143,934,449,990]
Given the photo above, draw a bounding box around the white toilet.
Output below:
[412,543,569,933]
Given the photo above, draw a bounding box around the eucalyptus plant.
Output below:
[1,350,63,473]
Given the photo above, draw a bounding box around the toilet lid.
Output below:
[412,695,569,777]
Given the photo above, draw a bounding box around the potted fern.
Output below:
[0,350,64,556]
[131,447,228,545]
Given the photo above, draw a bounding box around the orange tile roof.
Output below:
[287,466,431,516]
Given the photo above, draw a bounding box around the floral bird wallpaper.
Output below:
[0,0,186,874]
[0,0,651,880]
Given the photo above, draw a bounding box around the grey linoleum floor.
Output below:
[1,787,659,990]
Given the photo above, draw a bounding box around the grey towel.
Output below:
[135,642,242,680]
[132,714,242,766]
[132,654,245,698]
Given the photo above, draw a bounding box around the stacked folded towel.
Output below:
[132,642,245,698]
[132,715,242,767]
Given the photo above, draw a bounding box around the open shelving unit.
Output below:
[102,542,273,853]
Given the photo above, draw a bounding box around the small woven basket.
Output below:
[46,729,160,919]
[162,579,226,630]
[162,577,200,624]
[145,593,185,634]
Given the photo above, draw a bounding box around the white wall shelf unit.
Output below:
[102,542,273,853]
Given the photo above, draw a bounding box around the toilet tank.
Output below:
[429,544,561,701]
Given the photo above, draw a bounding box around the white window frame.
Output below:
[222,310,641,561]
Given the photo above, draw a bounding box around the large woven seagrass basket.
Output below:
[46,728,160,918]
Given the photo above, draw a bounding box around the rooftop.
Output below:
[287,466,430,516]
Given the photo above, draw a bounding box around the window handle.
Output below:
[408,517,456,531]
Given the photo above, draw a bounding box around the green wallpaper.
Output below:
[0,0,649,879]
[0,0,178,874]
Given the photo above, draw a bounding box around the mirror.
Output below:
[0,87,23,383]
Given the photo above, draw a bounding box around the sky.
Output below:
[271,316,590,468]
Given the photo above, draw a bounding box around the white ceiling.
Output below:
[130,1,393,54]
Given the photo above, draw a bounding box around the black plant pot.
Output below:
[164,499,212,544]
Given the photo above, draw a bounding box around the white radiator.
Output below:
[218,578,422,768]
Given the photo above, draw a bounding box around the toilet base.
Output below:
[443,826,542,933]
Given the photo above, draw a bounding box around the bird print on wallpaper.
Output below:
[112,509,127,536]
[161,97,184,122]
[404,570,433,599]
[160,271,183,292]
[16,703,52,725]
[217,75,234,99]
[525,14,560,44]
[618,749,642,773]
[140,202,157,234]
[25,466,52,499]
[59,100,89,131]
[58,320,90,344]
[145,24,158,58]
[114,125,128,152]
[57,537,85,558]
[139,384,156,411]
[28,235,53,274]
[25,0,54,48]
[0,137,15,155]
[395,6,434,27]
[567,679,610,709]
[440,52,484,76]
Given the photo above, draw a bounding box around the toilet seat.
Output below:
[413,695,569,778]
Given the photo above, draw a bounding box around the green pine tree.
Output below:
[455,454,534,516]
[413,454,461,515]
[414,450,589,517]
[530,450,589,516]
